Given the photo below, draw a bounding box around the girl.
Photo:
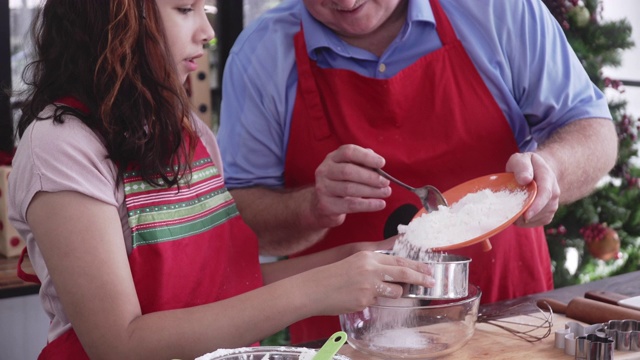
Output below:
[8,1,434,359]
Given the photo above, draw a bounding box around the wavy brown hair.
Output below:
[17,0,197,186]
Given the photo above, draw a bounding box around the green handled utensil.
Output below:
[312,331,348,360]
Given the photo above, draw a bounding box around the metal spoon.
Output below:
[375,168,449,212]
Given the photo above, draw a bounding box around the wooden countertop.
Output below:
[480,270,640,317]
[299,270,640,357]
[337,312,640,359]
[0,255,39,299]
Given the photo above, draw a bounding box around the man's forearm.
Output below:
[230,187,330,256]
[537,117,618,204]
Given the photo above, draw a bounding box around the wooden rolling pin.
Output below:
[537,297,640,324]
[584,290,629,305]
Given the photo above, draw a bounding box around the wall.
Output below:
[0,294,48,359]
[602,0,640,117]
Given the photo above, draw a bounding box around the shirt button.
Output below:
[378,63,386,73]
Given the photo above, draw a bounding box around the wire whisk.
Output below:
[477,300,554,343]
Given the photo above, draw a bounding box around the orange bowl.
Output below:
[412,173,537,252]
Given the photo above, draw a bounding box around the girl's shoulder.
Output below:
[10,105,119,221]
[20,106,108,160]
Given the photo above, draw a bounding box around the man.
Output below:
[218,0,618,344]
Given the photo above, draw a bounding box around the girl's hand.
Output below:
[297,250,434,316]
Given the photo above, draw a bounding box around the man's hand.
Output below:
[506,118,617,228]
[231,144,395,256]
[506,152,560,227]
[311,144,393,228]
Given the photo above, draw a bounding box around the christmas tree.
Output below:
[542,0,638,287]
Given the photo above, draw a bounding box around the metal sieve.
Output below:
[402,252,471,300]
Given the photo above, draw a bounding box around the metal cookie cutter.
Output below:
[575,333,614,360]
[554,321,615,359]
[555,321,605,356]
[605,319,640,351]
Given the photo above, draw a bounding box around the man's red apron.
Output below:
[19,107,263,358]
[284,0,553,344]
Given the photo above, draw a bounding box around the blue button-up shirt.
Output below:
[218,0,611,188]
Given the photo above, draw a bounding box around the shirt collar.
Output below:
[408,0,435,24]
[402,0,435,42]
[299,0,436,58]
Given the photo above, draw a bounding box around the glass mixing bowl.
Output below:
[195,346,351,360]
[339,285,481,359]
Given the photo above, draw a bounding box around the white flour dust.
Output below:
[364,321,473,355]
[368,327,428,349]
[392,188,527,259]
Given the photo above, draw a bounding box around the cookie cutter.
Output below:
[555,321,605,356]
[574,333,614,360]
[604,319,640,351]
[554,321,615,359]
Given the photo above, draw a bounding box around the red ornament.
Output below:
[581,224,620,261]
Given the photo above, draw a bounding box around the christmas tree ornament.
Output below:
[568,5,591,28]
[580,223,621,261]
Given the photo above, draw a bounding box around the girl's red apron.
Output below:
[18,105,263,358]
[284,0,553,344]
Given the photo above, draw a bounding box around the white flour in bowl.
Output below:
[392,188,528,259]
